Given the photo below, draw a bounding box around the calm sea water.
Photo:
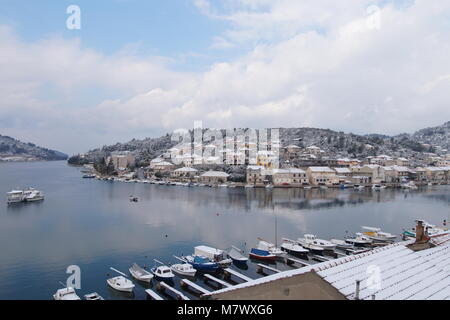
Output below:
[0,161,449,300]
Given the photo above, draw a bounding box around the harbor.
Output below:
[0,161,449,300]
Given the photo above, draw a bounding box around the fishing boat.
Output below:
[82,174,96,179]
[170,263,196,277]
[330,239,354,250]
[129,263,154,283]
[226,246,249,263]
[280,239,309,258]
[345,233,373,247]
[297,234,336,252]
[53,287,81,300]
[151,260,175,280]
[194,246,232,267]
[107,276,135,293]
[249,240,282,261]
[184,255,220,272]
[84,293,104,300]
[362,226,397,242]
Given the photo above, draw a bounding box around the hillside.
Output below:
[0,135,68,162]
[68,121,450,167]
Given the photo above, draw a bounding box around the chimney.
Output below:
[355,280,361,300]
[415,220,430,244]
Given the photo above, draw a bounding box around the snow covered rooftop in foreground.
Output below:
[206,232,450,300]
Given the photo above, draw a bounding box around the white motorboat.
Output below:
[107,276,135,293]
[354,184,365,190]
[151,265,175,280]
[280,239,309,257]
[330,239,354,249]
[265,184,274,189]
[171,263,196,277]
[372,184,386,191]
[129,263,154,283]
[25,190,44,202]
[7,190,24,204]
[53,287,81,300]
[84,292,104,300]
[345,233,373,247]
[297,234,336,252]
[226,246,249,263]
[362,226,397,242]
[256,239,286,257]
[401,181,418,190]
[245,184,254,188]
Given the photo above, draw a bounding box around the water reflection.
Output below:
[0,161,449,300]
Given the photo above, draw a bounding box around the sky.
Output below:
[0,0,450,155]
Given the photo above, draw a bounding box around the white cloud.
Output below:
[1,0,450,154]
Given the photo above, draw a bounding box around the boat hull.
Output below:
[249,248,277,261]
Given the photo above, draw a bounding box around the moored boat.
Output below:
[345,233,373,247]
[84,292,104,300]
[170,263,196,277]
[107,276,135,293]
[362,226,397,242]
[280,239,309,258]
[53,287,81,300]
[129,263,154,283]
[184,255,220,272]
[226,246,249,264]
[297,234,336,253]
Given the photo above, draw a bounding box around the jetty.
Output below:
[256,263,281,274]
[223,268,253,282]
[203,274,233,289]
[145,289,164,300]
[156,281,190,300]
[180,278,211,296]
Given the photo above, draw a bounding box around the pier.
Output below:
[223,268,253,282]
[180,278,211,296]
[286,257,311,267]
[156,281,190,300]
[203,274,233,289]
[256,263,281,274]
[145,289,164,300]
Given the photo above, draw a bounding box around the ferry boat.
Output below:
[7,188,44,204]
[24,189,44,202]
[7,190,24,204]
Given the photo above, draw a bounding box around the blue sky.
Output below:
[0,0,449,154]
[0,0,237,71]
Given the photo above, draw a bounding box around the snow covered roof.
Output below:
[247,166,265,171]
[174,167,198,173]
[308,167,335,173]
[334,168,352,174]
[200,171,230,178]
[206,234,450,300]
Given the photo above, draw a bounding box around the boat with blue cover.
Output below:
[184,255,220,272]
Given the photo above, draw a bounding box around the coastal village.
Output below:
[82,141,450,189]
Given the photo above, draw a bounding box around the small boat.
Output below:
[280,239,309,258]
[25,189,44,202]
[297,234,336,253]
[402,220,448,239]
[53,287,81,300]
[84,292,104,300]
[107,276,135,293]
[265,184,274,189]
[184,255,220,272]
[194,245,232,267]
[226,246,249,263]
[354,184,365,190]
[362,226,397,242]
[372,184,386,191]
[82,174,96,179]
[249,240,281,261]
[345,233,373,247]
[245,184,254,188]
[330,239,354,250]
[171,263,196,277]
[319,185,328,190]
[151,260,175,280]
[303,186,312,190]
[129,195,139,202]
[129,263,154,283]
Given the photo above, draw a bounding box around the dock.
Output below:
[256,263,281,274]
[311,255,333,262]
[286,257,311,267]
[156,281,190,300]
[203,274,233,289]
[145,289,164,300]
[180,278,211,296]
[223,268,253,282]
